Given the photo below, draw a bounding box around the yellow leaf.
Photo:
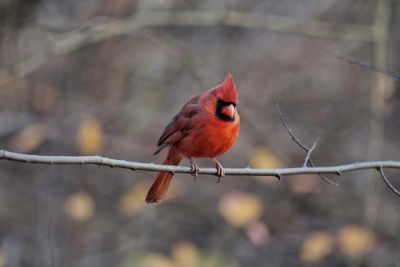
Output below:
[63,191,95,222]
[119,182,148,216]
[219,191,263,227]
[249,147,283,169]
[249,147,283,184]
[10,123,46,153]
[77,116,104,155]
[138,253,175,267]
[300,231,334,263]
[338,225,375,257]
[172,241,199,267]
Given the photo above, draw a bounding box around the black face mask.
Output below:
[215,98,236,122]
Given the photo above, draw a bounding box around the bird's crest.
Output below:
[214,73,239,104]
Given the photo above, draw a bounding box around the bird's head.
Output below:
[201,73,239,121]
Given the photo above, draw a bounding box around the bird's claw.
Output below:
[190,159,199,181]
[215,161,225,183]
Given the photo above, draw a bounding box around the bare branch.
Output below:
[334,52,400,81]
[2,149,400,181]
[274,102,339,186]
[378,167,400,197]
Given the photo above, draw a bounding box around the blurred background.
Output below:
[0,0,400,266]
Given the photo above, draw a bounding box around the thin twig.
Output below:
[274,102,308,151]
[274,103,339,186]
[378,167,400,197]
[334,52,400,81]
[303,141,316,167]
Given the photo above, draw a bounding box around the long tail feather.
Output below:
[146,147,182,203]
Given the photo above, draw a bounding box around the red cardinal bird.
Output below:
[146,73,240,203]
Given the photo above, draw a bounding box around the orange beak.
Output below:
[221,104,235,119]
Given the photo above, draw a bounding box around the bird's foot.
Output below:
[212,159,225,183]
[190,158,199,181]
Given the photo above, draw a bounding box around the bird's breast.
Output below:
[176,115,240,158]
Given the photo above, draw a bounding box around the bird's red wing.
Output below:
[154,99,202,155]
